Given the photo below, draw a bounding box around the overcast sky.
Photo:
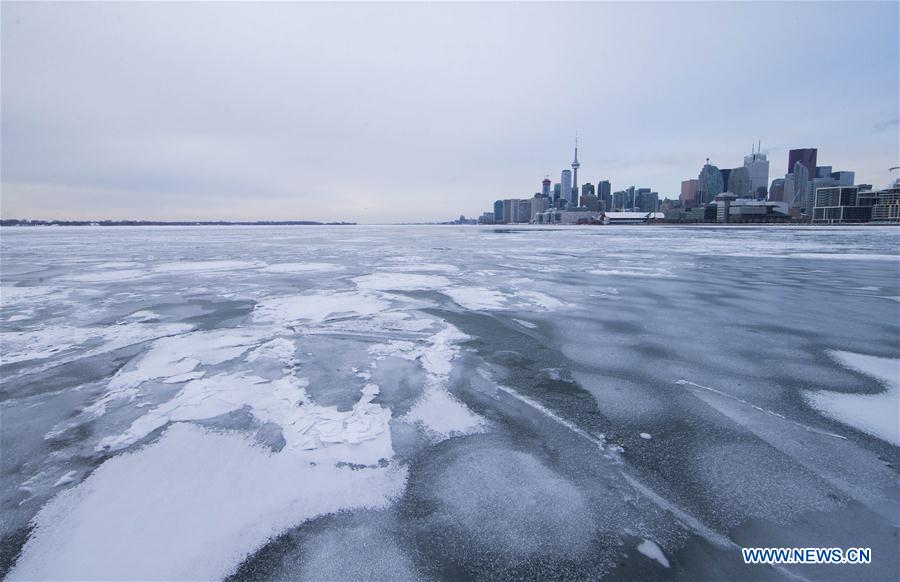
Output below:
[2,1,898,223]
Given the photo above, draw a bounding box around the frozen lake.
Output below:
[1,224,898,580]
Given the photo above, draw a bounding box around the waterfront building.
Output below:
[535,209,603,225]
[711,197,790,223]
[493,200,504,224]
[579,193,600,212]
[502,199,514,223]
[812,186,874,223]
[513,199,532,223]
[872,186,900,222]
[531,195,550,221]
[665,206,712,223]
[715,192,738,223]
[612,190,629,211]
[604,211,665,225]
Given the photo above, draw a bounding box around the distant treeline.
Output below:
[0,220,356,227]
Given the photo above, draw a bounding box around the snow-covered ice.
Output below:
[8,424,407,581]
[803,351,900,445]
[2,224,898,581]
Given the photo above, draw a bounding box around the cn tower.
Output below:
[571,134,580,204]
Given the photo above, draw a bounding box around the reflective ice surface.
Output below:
[1,225,898,580]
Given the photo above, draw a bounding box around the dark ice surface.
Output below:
[1,225,898,581]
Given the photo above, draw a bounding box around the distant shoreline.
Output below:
[0,220,356,227]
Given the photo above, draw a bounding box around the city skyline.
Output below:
[2,2,898,223]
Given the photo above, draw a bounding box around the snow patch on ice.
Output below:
[1,322,192,366]
[515,290,568,310]
[803,351,900,446]
[443,287,506,310]
[513,318,537,329]
[52,471,78,487]
[354,273,451,291]
[379,263,459,273]
[10,424,407,581]
[640,432,652,440]
[260,262,345,273]
[404,388,486,441]
[254,292,390,325]
[637,539,670,568]
[787,253,900,261]
[97,373,394,465]
[589,268,674,278]
[104,328,265,391]
[155,260,261,273]
[59,269,147,283]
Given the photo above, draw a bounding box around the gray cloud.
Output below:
[2,1,898,222]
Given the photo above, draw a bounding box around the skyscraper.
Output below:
[830,171,855,187]
[493,200,504,224]
[719,169,732,194]
[541,177,551,197]
[727,166,752,198]
[698,160,724,204]
[597,180,611,199]
[791,161,811,211]
[788,148,818,184]
[680,179,700,206]
[743,144,769,198]
[597,180,612,212]
[769,178,785,202]
[561,169,572,206]
[581,183,595,197]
